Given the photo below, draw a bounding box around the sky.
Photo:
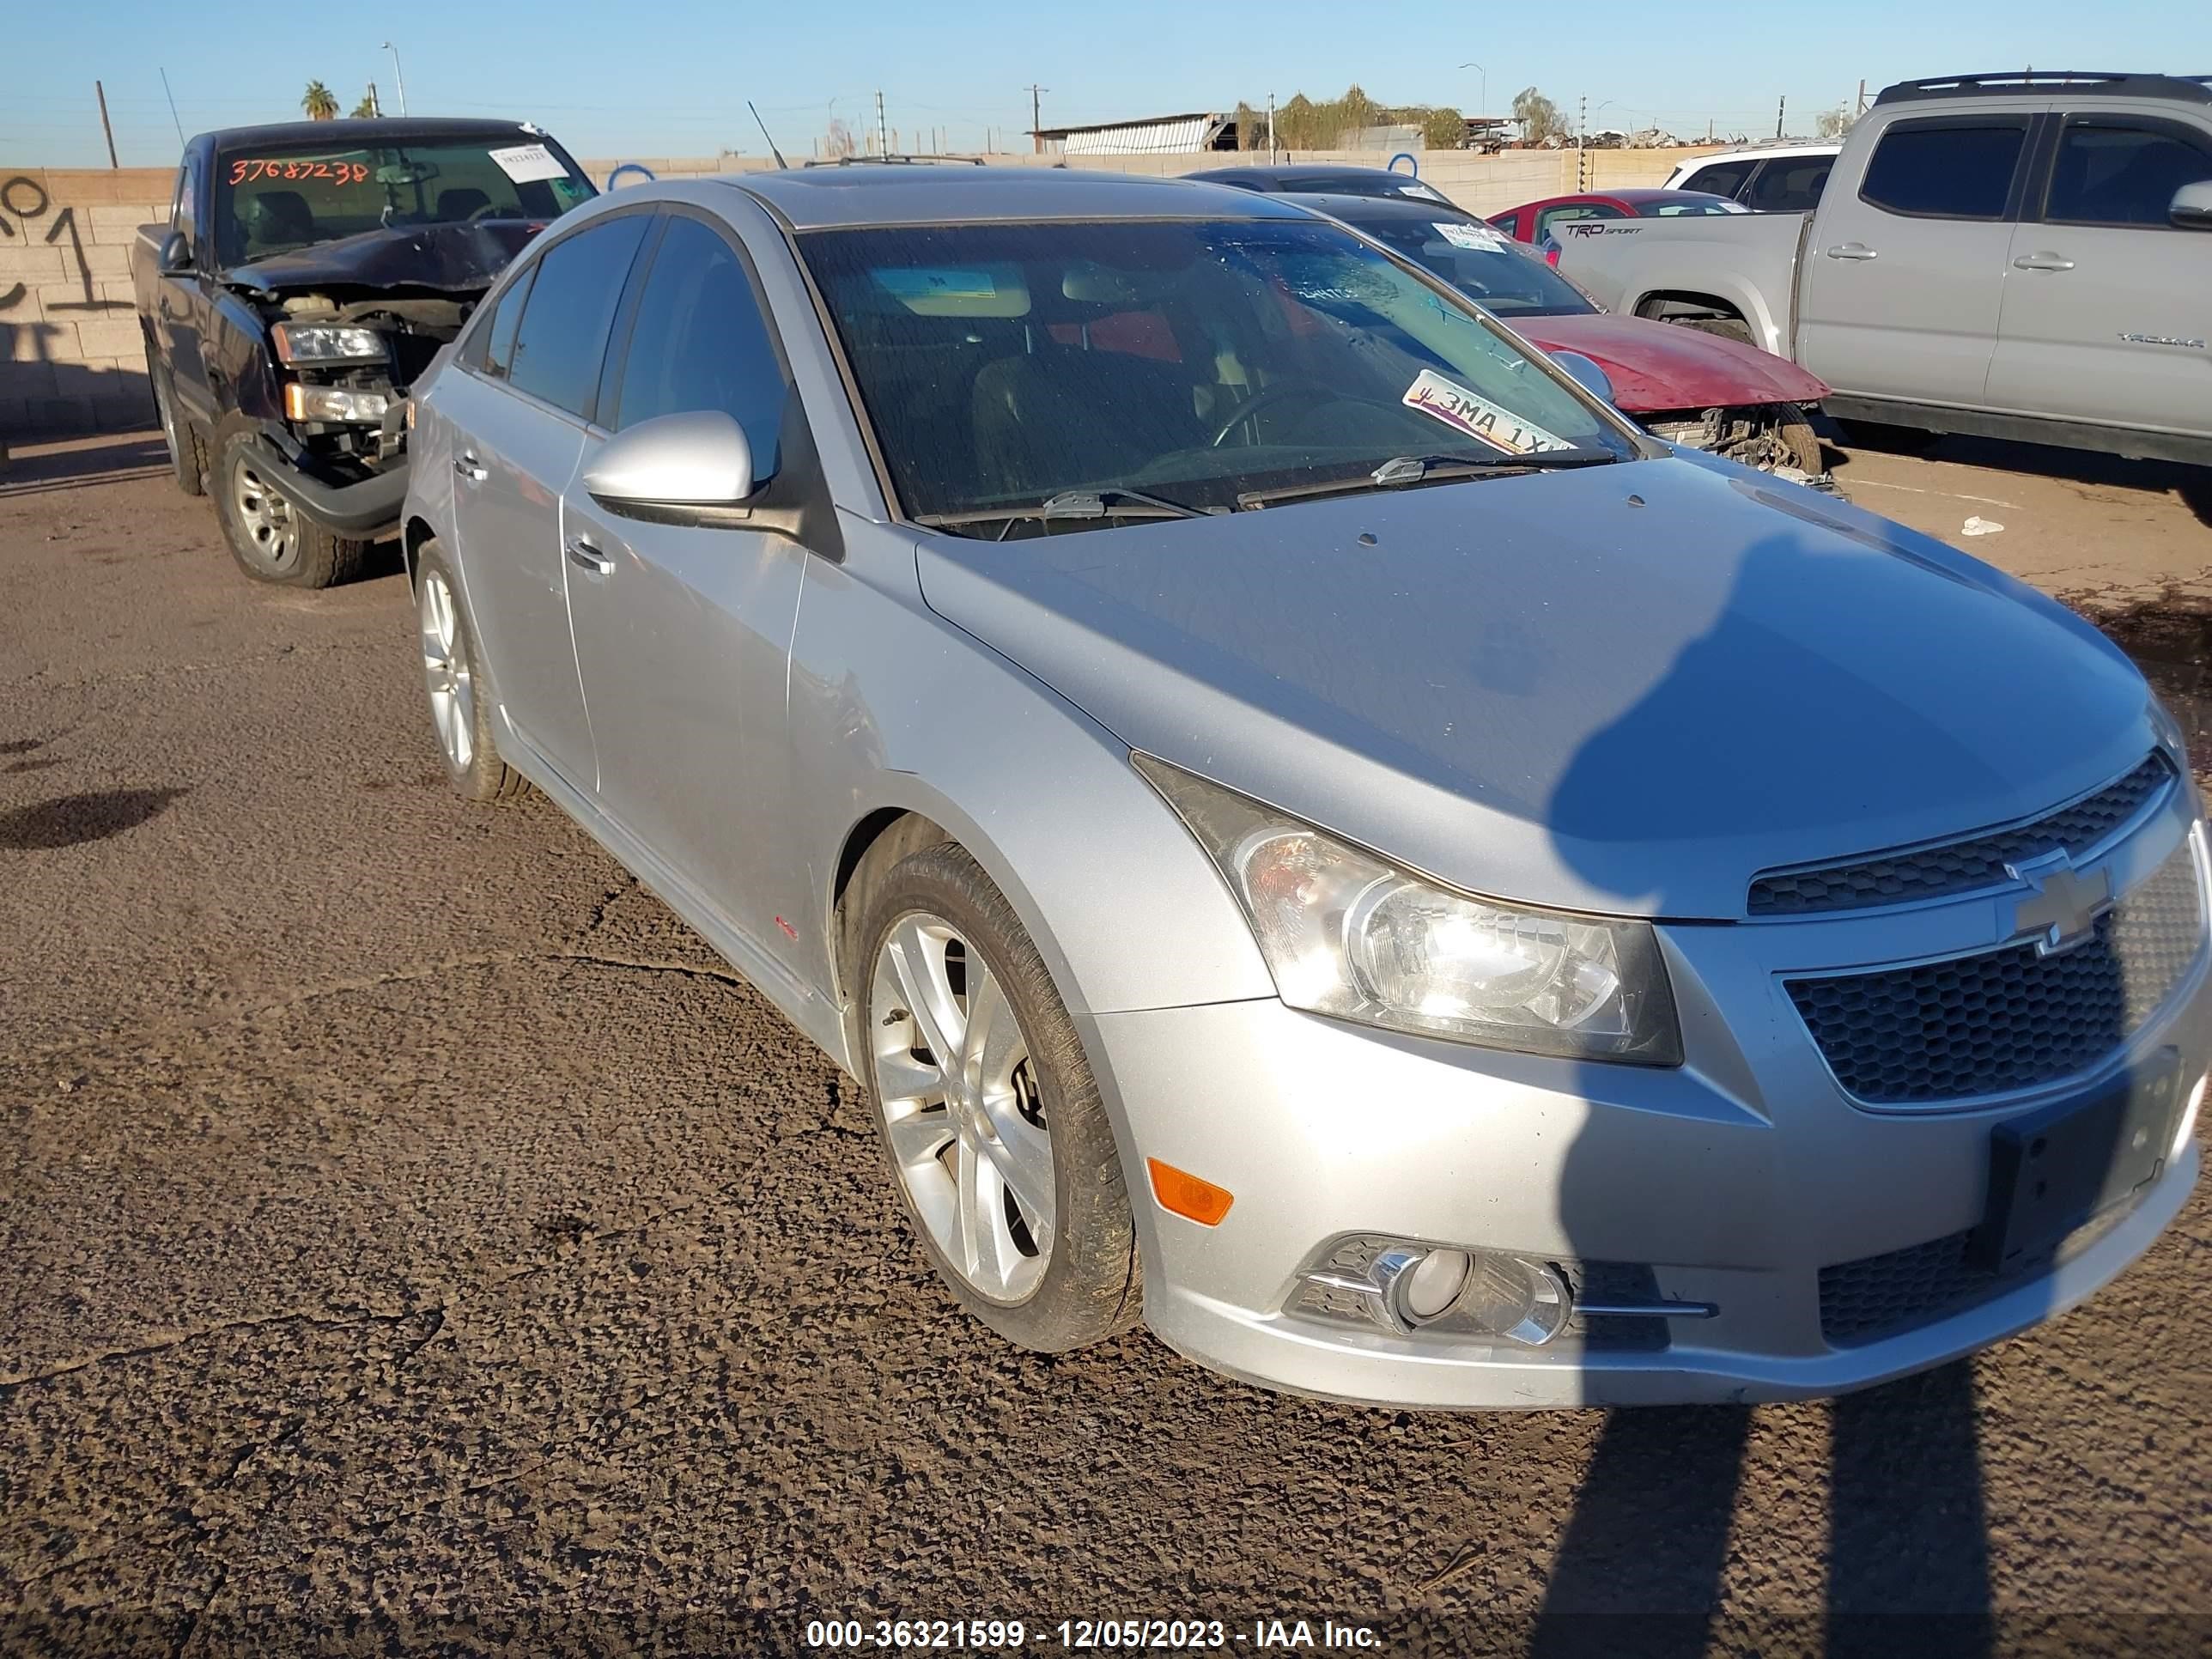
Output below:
[8,0,2209,170]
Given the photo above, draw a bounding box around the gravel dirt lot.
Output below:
[2,428,2209,1657]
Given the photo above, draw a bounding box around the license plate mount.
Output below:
[1966,1048,2182,1275]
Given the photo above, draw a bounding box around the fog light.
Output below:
[1373,1246,1472,1328]
[1456,1252,1573,1347]
[284,383,391,423]
[2176,1072,2207,1162]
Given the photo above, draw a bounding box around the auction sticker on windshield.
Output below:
[488,143,569,184]
[1434,221,1510,252]
[1401,369,1570,454]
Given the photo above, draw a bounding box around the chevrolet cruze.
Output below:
[398,166,2208,1408]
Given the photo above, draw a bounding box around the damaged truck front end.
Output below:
[135,118,595,586]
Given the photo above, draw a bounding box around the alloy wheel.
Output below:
[231,459,299,574]
[870,913,1054,1304]
[418,569,475,772]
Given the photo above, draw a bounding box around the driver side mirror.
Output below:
[580,410,780,530]
[2170,181,2212,230]
[1547,349,1616,407]
[158,229,193,275]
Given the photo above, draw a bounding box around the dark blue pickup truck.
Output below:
[132,117,594,586]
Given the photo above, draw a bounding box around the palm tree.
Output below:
[301,81,339,122]
[349,90,379,118]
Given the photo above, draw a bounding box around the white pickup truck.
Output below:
[1553,72,2212,464]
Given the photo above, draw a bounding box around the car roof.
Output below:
[721,165,1305,229]
[1676,139,1841,161]
[205,117,555,150]
[1186,163,1425,188]
[1600,187,1737,205]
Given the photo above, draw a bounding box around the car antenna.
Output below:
[748,100,790,170]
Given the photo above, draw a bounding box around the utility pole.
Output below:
[1577,94,1587,191]
[1027,84,1047,153]
[1775,94,1785,138]
[876,89,889,158]
[1855,78,1868,117]
[383,42,407,116]
[367,81,380,118]
[94,80,118,168]
[1267,91,1276,162]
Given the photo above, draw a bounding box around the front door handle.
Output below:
[565,538,615,576]
[2012,252,2075,272]
[454,452,487,482]
[1825,242,1878,260]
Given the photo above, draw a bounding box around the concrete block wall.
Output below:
[3,146,1711,440]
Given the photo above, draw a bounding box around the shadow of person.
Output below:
[1515,471,2190,1654]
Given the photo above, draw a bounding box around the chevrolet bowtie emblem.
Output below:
[2006,850,2113,956]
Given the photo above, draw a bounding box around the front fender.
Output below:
[791,542,1274,1026]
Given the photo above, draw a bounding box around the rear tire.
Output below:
[415,538,528,803]
[1777,408,1824,474]
[148,355,205,496]
[846,836,1142,1353]
[212,427,369,588]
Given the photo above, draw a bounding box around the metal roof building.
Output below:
[1032,112,1238,155]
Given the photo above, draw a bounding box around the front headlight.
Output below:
[271,323,386,365]
[1136,755,1682,1065]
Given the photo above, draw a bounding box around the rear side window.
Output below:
[1860,120,2027,219]
[507,214,651,417]
[1747,157,1832,212]
[2045,120,2212,227]
[1680,161,1751,200]
[609,215,790,468]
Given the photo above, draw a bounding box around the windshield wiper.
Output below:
[1235,448,1618,510]
[915,487,1213,538]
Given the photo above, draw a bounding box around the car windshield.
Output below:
[799,216,1634,527]
[1340,216,1598,318]
[214,139,595,267]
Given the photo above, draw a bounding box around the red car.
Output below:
[1487,186,1750,250]
[1296,191,1830,477]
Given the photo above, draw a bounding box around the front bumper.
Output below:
[250,436,408,538]
[1079,820,2210,1410]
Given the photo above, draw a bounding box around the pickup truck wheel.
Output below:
[415,538,527,803]
[213,429,368,588]
[1777,408,1824,474]
[845,838,1142,1354]
[149,361,205,496]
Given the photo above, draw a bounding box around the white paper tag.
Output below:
[1434,220,1508,252]
[1401,369,1571,454]
[487,143,568,184]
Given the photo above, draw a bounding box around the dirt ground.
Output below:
[2,428,2209,1657]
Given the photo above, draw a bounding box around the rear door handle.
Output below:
[2012,252,2075,272]
[565,538,615,576]
[454,452,487,482]
[1824,242,1878,260]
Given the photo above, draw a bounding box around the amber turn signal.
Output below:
[1147,1158,1234,1226]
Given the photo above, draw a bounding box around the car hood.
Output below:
[1508,312,1829,413]
[915,453,2154,921]
[223,221,547,295]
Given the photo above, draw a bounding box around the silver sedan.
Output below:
[398,165,2208,1408]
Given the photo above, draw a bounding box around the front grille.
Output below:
[1787,836,2204,1104]
[1748,753,2172,917]
[1820,1202,2137,1346]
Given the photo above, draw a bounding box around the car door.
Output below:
[159,150,216,425]
[1795,111,2038,405]
[1674,157,1754,203]
[437,209,652,794]
[561,208,811,953]
[1985,110,2212,434]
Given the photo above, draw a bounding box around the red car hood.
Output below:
[1506,312,1830,414]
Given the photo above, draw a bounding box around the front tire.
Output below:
[148,355,205,496]
[416,538,527,802]
[212,428,368,587]
[848,838,1141,1352]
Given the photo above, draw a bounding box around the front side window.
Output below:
[212,138,596,268]
[611,216,791,471]
[173,155,202,251]
[2046,120,2212,227]
[1860,120,2027,219]
[506,215,650,417]
[799,216,1634,526]
[477,268,534,379]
